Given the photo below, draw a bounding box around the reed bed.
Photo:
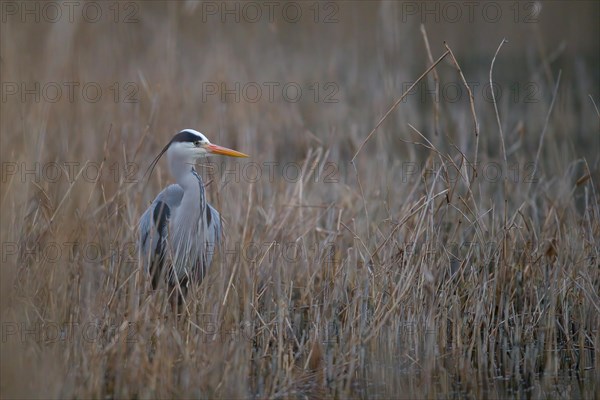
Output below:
[1,2,598,398]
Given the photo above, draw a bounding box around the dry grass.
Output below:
[1,2,599,399]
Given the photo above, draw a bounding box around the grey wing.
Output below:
[139,185,184,287]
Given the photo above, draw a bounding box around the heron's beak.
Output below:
[205,143,249,158]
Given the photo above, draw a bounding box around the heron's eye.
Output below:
[194,140,201,147]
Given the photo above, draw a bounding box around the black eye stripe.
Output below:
[171,130,204,143]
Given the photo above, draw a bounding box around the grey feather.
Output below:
[139,180,221,288]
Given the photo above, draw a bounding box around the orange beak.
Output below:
[206,143,249,158]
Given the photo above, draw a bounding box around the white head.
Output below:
[146,129,248,179]
[167,129,250,160]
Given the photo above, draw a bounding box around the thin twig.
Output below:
[351,50,450,162]
[489,38,508,262]
[588,94,600,118]
[443,42,480,185]
[420,24,440,136]
[490,38,509,166]
[351,161,371,240]
[531,70,562,190]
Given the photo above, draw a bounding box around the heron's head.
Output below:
[146,129,249,179]
[167,129,249,160]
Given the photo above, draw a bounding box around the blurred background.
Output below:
[1,1,598,168]
[1,1,598,398]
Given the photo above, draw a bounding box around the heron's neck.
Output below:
[168,156,203,191]
[168,155,206,209]
[169,157,205,205]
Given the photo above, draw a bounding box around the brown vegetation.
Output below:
[1,2,598,398]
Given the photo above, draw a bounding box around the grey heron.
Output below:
[139,129,248,299]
